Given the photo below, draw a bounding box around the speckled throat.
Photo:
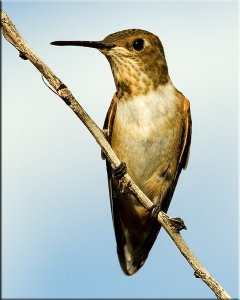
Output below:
[107,51,169,100]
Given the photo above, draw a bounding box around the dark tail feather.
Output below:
[117,217,161,275]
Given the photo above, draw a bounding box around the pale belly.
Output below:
[111,88,183,197]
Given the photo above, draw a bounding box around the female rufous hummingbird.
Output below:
[51,29,192,275]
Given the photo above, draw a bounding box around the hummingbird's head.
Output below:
[51,29,169,99]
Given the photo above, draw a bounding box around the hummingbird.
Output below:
[51,29,192,275]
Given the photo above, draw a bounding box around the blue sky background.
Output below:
[2,1,238,299]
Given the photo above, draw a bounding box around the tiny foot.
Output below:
[168,217,187,233]
[147,204,162,219]
[112,162,127,194]
[113,162,127,179]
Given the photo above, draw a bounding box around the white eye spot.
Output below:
[144,40,150,47]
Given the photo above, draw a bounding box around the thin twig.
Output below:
[0,9,231,299]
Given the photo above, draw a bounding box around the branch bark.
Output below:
[1,9,231,299]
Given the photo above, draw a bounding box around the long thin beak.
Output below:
[50,40,115,50]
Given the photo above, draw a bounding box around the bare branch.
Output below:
[1,9,231,299]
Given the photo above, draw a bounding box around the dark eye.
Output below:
[132,38,144,51]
